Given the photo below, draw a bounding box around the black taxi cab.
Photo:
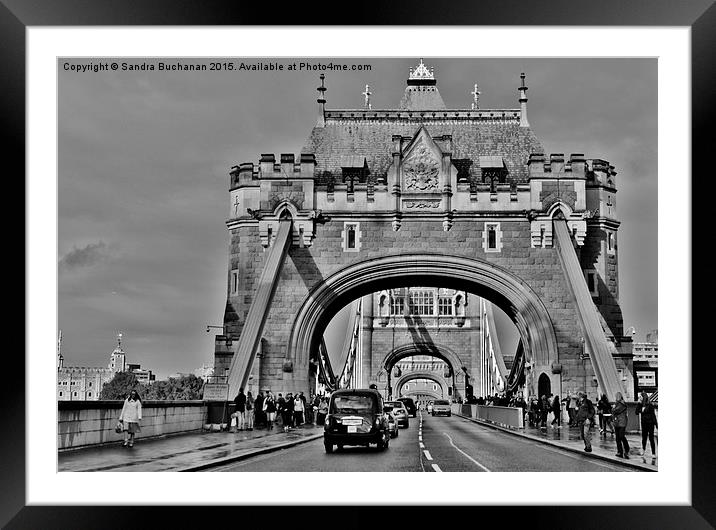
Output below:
[323,388,391,453]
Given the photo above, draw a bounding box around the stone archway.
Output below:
[287,253,559,395]
[393,371,448,399]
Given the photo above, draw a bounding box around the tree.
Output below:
[100,371,142,400]
[143,374,204,400]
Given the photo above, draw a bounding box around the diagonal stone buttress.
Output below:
[553,219,625,399]
[227,218,293,397]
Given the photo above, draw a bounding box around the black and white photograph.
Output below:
[56,56,659,474]
[8,17,705,523]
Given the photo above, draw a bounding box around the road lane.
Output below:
[211,422,422,472]
[419,412,632,472]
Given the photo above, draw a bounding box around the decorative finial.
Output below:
[362,84,372,109]
[518,72,530,128]
[117,332,123,348]
[316,74,327,126]
[471,83,481,110]
[409,58,435,81]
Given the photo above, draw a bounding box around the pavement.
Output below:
[454,413,657,471]
[58,415,657,472]
[58,423,323,472]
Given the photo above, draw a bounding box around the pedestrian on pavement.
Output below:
[277,393,288,431]
[254,391,265,428]
[233,387,246,432]
[311,394,321,425]
[636,391,658,464]
[263,391,276,430]
[119,389,142,448]
[612,391,630,459]
[575,392,596,452]
[317,397,329,425]
[294,393,305,426]
[551,394,562,427]
[245,391,255,431]
[528,396,539,427]
[597,393,614,436]
[299,392,309,423]
[540,394,550,428]
[565,392,578,426]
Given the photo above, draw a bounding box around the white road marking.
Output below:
[419,442,425,449]
[431,463,442,472]
[443,432,491,472]
[423,450,433,461]
[418,436,423,441]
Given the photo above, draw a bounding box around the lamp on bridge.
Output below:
[207,324,233,347]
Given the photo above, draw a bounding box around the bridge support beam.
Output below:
[226,218,292,397]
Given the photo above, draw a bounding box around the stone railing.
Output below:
[58,400,206,450]
[451,403,525,429]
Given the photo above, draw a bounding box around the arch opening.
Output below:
[290,253,558,398]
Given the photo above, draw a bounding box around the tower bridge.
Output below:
[215,60,633,403]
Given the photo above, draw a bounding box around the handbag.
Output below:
[115,421,123,434]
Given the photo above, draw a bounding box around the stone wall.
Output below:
[58,400,206,450]
[221,216,597,398]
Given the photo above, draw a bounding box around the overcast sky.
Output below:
[58,57,657,379]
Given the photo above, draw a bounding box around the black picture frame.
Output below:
[5,1,713,527]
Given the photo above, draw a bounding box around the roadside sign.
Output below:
[203,383,229,401]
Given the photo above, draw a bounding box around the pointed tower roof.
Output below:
[399,59,446,110]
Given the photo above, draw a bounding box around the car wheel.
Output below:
[395,429,399,438]
[336,444,344,452]
[324,441,333,453]
[448,413,452,417]
[385,437,390,449]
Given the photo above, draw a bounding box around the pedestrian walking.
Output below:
[316,397,329,425]
[612,391,630,459]
[551,394,562,427]
[540,394,550,428]
[294,393,305,426]
[254,391,265,428]
[263,391,276,430]
[597,393,614,436]
[636,391,658,464]
[575,392,596,452]
[245,391,255,431]
[119,390,142,448]
[277,393,288,431]
[233,387,246,432]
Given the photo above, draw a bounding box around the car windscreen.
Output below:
[331,394,378,414]
[434,400,449,405]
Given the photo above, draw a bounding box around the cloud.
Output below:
[59,241,111,272]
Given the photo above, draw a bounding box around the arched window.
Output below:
[410,289,434,315]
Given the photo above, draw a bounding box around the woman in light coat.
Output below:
[612,392,630,459]
[119,390,143,448]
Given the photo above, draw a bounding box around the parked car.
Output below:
[397,397,417,418]
[384,401,410,428]
[431,399,452,417]
[426,401,434,414]
[387,411,399,438]
[323,388,391,453]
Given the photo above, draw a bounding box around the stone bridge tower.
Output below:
[215,60,633,402]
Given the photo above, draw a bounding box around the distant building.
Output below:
[632,329,658,396]
[57,333,154,401]
[194,363,215,379]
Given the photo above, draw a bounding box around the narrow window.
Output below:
[607,232,615,254]
[342,222,361,252]
[347,224,356,249]
[88,392,92,397]
[390,296,405,316]
[231,270,239,295]
[59,391,63,397]
[585,270,598,296]
[483,222,503,252]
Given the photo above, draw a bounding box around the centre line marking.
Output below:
[432,463,442,472]
[419,442,425,448]
[423,450,433,461]
[443,432,491,472]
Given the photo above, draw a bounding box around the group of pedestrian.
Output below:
[570,390,657,464]
[230,388,331,433]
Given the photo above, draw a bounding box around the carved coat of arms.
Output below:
[404,143,439,191]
